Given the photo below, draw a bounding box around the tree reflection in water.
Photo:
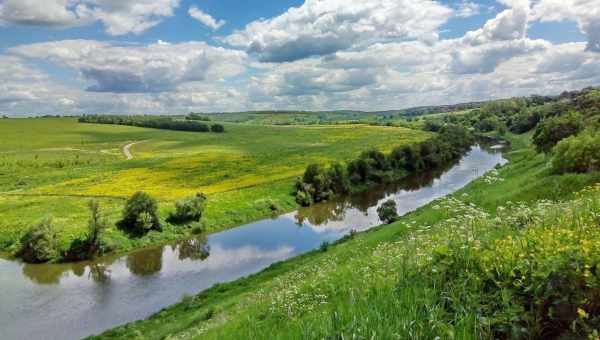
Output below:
[293,158,457,227]
[176,237,210,261]
[126,247,163,277]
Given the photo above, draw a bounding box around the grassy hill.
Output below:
[0,118,428,259]
[93,133,600,339]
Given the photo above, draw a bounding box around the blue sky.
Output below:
[0,0,598,115]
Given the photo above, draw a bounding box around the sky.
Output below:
[0,0,598,116]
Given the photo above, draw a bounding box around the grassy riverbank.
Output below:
[94,133,600,339]
[0,118,428,260]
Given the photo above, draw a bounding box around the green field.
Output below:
[0,118,429,256]
[94,133,600,340]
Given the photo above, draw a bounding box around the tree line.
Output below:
[295,125,474,206]
[420,86,600,175]
[79,115,225,133]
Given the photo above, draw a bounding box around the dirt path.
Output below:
[122,141,143,160]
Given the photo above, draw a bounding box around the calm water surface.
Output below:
[0,146,506,340]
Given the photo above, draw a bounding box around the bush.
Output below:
[67,200,109,261]
[552,131,600,174]
[168,193,207,225]
[533,111,583,153]
[210,124,225,133]
[120,192,161,234]
[19,217,59,263]
[377,200,399,224]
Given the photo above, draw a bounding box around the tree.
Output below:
[120,192,161,234]
[87,200,108,252]
[210,124,225,133]
[533,111,583,153]
[19,217,59,263]
[552,131,600,174]
[168,193,207,224]
[377,200,399,224]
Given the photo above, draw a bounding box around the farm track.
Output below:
[122,141,143,160]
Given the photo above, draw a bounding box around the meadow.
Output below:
[0,118,428,257]
[94,133,600,340]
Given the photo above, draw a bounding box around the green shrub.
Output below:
[533,111,583,153]
[552,131,600,174]
[377,199,399,224]
[67,200,109,261]
[210,124,225,133]
[19,217,59,263]
[119,192,161,234]
[168,193,207,225]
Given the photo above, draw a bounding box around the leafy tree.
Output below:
[533,111,583,153]
[377,200,399,224]
[210,124,225,133]
[168,193,207,224]
[87,200,108,249]
[552,131,600,174]
[120,192,161,234]
[328,163,350,194]
[67,200,109,260]
[19,217,59,263]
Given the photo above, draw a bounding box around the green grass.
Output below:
[93,133,600,339]
[0,118,429,257]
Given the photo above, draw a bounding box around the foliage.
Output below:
[119,192,161,235]
[552,131,600,174]
[66,200,110,261]
[296,125,474,205]
[533,111,583,153]
[79,115,215,133]
[377,199,398,224]
[19,217,59,263]
[167,193,207,225]
[210,124,225,133]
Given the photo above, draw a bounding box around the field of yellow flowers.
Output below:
[0,117,426,256]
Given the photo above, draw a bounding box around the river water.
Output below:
[0,145,506,340]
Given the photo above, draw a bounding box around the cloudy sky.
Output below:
[0,0,598,116]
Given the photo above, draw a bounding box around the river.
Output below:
[0,145,506,340]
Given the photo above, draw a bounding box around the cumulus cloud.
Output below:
[532,0,600,52]
[11,40,247,93]
[188,6,225,30]
[462,2,530,45]
[450,38,549,74]
[0,0,180,35]
[223,0,453,62]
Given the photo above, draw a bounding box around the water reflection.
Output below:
[126,248,163,277]
[294,159,459,226]
[176,237,210,261]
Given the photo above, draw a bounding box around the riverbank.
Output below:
[93,133,600,339]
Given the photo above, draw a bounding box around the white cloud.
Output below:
[11,40,247,93]
[1,0,599,116]
[0,0,180,35]
[188,6,225,30]
[532,0,600,52]
[223,0,454,62]
[462,2,530,45]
